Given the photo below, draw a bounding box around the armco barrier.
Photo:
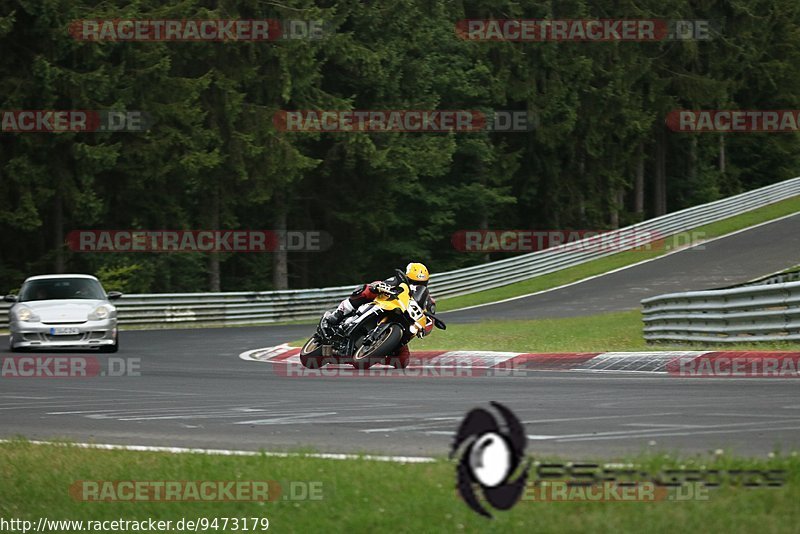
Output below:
[722,268,800,288]
[2,176,800,329]
[642,281,800,343]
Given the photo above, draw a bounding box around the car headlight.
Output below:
[16,307,40,322]
[88,305,111,321]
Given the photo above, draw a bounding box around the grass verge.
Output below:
[0,440,797,533]
[437,195,800,312]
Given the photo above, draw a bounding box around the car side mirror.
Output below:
[3,294,18,303]
[107,291,123,300]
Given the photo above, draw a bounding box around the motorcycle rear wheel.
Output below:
[387,345,410,369]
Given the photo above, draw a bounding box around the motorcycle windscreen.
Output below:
[410,284,432,310]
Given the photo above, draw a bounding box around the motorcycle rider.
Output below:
[322,262,435,335]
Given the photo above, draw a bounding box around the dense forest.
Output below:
[1,0,799,293]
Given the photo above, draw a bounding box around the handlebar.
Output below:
[374,282,401,295]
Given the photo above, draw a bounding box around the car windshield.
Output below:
[19,278,106,301]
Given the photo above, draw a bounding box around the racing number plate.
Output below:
[50,327,80,335]
[407,300,424,321]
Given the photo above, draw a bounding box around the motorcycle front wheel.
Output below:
[300,336,324,368]
[352,324,403,369]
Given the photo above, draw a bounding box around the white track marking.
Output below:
[0,396,198,411]
[0,396,54,400]
[444,211,800,313]
[623,423,707,428]
[47,409,120,415]
[234,412,339,425]
[521,412,679,424]
[363,421,461,433]
[695,412,800,419]
[0,439,435,463]
[52,386,203,397]
[560,425,800,442]
[521,418,800,441]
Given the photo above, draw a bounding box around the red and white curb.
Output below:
[239,345,800,376]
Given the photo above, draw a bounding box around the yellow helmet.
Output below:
[405,262,429,283]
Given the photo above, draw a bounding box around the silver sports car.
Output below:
[5,274,121,352]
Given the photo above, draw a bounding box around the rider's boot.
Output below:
[322,309,345,332]
[322,299,354,334]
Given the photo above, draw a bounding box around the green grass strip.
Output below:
[412,310,800,352]
[0,440,797,533]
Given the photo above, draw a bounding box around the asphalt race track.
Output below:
[1,214,799,458]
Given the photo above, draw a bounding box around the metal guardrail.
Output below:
[114,288,353,326]
[427,176,800,299]
[642,281,800,343]
[722,268,800,288]
[2,176,800,329]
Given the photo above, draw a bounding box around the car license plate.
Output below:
[50,327,80,335]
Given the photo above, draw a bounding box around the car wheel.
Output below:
[9,335,24,353]
[101,334,119,353]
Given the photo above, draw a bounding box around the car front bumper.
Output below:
[9,319,118,349]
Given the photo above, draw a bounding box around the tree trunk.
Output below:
[609,188,624,229]
[718,134,726,174]
[634,141,645,216]
[299,255,309,288]
[272,192,289,289]
[207,183,221,292]
[654,125,667,216]
[479,213,490,264]
[53,191,64,273]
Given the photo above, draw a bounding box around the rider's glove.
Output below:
[373,282,395,295]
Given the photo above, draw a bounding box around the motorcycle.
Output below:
[300,270,446,370]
